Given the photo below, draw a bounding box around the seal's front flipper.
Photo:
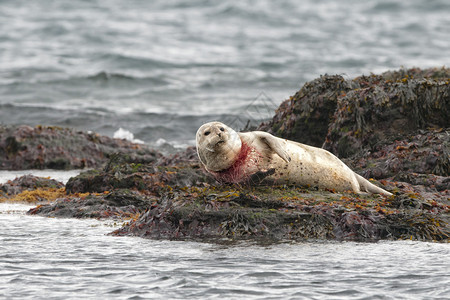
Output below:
[259,133,291,163]
[248,168,276,184]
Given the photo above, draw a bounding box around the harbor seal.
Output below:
[196,121,392,196]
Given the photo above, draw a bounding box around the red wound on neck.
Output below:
[212,142,253,183]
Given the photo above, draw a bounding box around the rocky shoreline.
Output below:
[1,67,449,243]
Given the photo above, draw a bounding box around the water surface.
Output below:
[1,1,450,298]
[1,204,449,299]
[1,0,449,147]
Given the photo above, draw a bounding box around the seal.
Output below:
[196,121,392,196]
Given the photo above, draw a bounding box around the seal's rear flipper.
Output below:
[355,173,393,196]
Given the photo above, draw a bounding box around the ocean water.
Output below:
[1,203,449,300]
[1,0,449,148]
[1,1,450,298]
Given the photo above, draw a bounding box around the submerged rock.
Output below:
[17,67,450,242]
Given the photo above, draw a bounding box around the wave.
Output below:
[1,71,172,87]
[87,71,138,81]
[95,52,236,70]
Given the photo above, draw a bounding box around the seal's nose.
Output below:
[218,132,222,137]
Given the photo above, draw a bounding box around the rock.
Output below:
[65,147,214,194]
[259,67,449,160]
[0,125,161,170]
[348,129,449,179]
[25,149,450,242]
[324,71,449,159]
[28,189,154,219]
[259,74,355,147]
[0,175,64,197]
[112,188,449,242]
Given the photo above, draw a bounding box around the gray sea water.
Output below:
[1,0,449,148]
[1,203,449,300]
[1,1,450,298]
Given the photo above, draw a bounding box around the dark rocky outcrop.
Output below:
[259,75,356,148]
[259,67,449,155]
[0,125,161,170]
[27,189,155,219]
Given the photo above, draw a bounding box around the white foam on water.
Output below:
[113,127,144,144]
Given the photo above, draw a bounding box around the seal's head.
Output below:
[196,122,242,172]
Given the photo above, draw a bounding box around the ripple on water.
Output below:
[1,205,450,300]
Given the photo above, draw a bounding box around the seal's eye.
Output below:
[204,131,210,136]
[220,127,225,132]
